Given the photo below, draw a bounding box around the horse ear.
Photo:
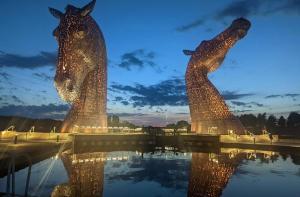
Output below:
[49,7,63,19]
[183,50,195,56]
[81,0,96,16]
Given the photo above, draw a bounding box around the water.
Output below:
[1,149,300,197]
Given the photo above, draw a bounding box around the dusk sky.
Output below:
[0,0,299,126]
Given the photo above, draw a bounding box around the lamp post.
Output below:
[14,134,18,144]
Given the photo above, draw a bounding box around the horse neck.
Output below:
[186,61,208,84]
[77,62,106,115]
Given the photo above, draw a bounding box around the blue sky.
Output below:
[0,0,299,126]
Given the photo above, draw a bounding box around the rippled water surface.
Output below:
[1,150,300,197]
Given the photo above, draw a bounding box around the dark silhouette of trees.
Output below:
[166,120,189,128]
[239,114,258,132]
[238,112,300,136]
[166,120,191,132]
[166,113,300,136]
[107,115,120,127]
[266,115,277,133]
[278,116,286,128]
[176,120,190,129]
[1,112,299,136]
[257,113,267,131]
[287,112,300,128]
[165,123,176,129]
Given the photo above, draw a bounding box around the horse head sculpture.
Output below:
[184,18,251,134]
[184,18,250,73]
[49,0,107,133]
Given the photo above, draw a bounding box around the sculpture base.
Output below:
[191,117,245,135]
[66,114,107,133]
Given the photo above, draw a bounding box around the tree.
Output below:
[266,115,277,133]
[239,114,257,131]
[278,116,286,128]
[257,113,267,131]
[287,112,300,128]
[165,123,176,129]
[120,121,136,128]
[176,120,190,128]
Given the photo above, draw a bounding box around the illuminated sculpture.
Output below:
[187,153,239,197]
[184,18,251,134]
[49,0,107,133]
[51,151,105,196]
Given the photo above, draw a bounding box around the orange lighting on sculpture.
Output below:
[49,0,107,133]
[52,151,106,196]
[184,18,251,134]
[187,153,239,197]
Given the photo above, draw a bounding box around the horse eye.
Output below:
[53,27,59,38]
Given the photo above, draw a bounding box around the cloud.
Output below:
[113,96,124,102]
[222,91,254,100]
[265,94,281,99]
[33,73,53,81]
[111,77,187,107]
[216,0,300,20]
[0,51,56,69]
[175,112,189,115]
[0,104,69,119]
[111,78,253,107]
[175,19,205,32]
[117,49,159,71]
[215,0,262,20]
[265,93,300,100]
[231,101,263,108]
[121,101,130,106]
[106,155,190,190]
[233,109,253,113]
[0,95,25,104]
[231,101,248,106]
[0,72,10,80]
[108,113,146,117]
[251,102,264,107]
[11,95,24,104]
[285,93,300,98]
[264,0,300,15]
[176,0,300,32]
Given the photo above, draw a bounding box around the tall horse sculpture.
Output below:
[49,0,107,133]
[184,18,251,134]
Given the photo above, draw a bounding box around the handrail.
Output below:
[50,126,56,133]
[246,130,255,137]
[28,126,35,133]
[6,153,32,196]
[5,125,15,132]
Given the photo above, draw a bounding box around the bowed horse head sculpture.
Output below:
[184,18,251,134]
[184,18,250,73]
[49,0,107,133]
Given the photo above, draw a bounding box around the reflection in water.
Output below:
[2,147,297,197]
[52,151,106,197]
[187,150,279,197]
[187,153,240,197]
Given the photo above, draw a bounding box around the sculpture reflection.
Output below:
[50,148,280,197]
[51,151,106,197]
[187,150,279,197]
[187,153,239,197]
